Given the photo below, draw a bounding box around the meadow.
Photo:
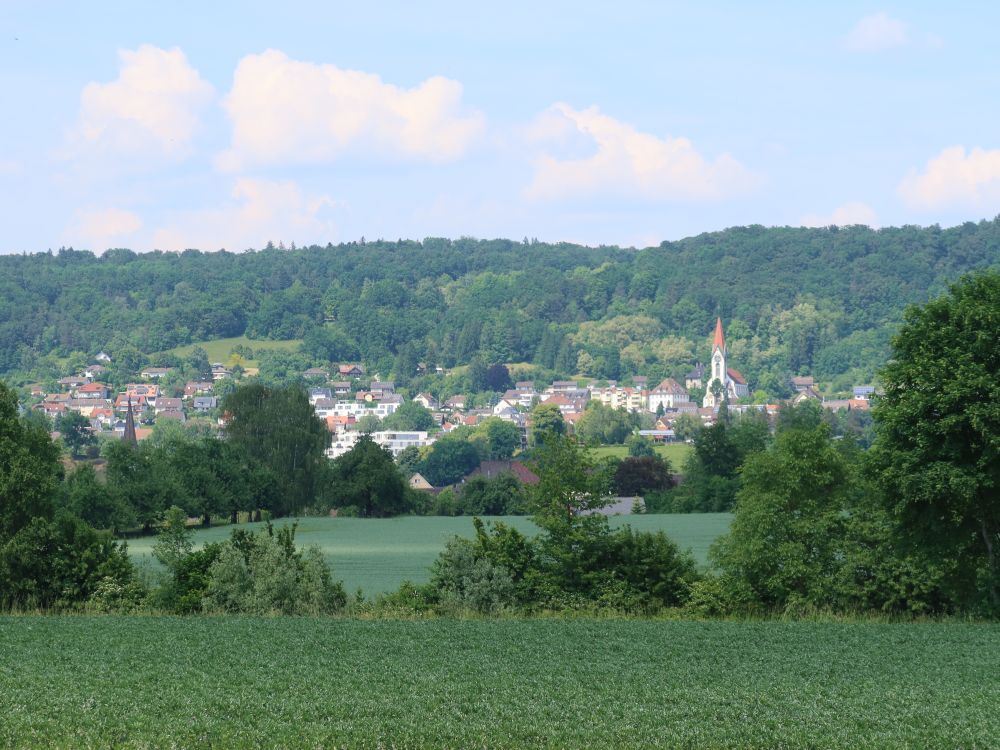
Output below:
[1,616,997,748]
[126,513,732,596]
[162,335,302,368]
[591,442,692,466]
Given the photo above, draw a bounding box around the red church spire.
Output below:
[713,317,725,350]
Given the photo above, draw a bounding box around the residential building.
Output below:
[647,378,689,412]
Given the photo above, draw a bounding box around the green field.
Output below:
[162,335,302,368]
[2,616,997,748]
[591,442,692,466]
[126,514,731,596]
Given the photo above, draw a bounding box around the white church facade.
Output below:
[703,318,750,408]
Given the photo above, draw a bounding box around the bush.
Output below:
[202,525,346,615]
[0,513,135,610]
[430,538,517,614]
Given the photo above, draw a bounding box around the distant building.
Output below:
[703,319,749,408]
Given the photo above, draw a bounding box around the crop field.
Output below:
[162,335,302,368]
[1,616,997,748]
[126,514,732,596]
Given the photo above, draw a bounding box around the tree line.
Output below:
[4,222,999,399]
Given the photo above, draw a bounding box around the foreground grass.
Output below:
[126,513,732,595]
[1,617,997,749]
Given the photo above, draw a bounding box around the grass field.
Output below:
[591,442,692,466]
[162,335,302,368]
[126,514,732,596]
[2,616,997,748]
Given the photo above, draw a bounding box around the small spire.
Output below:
[713,317,725,350]
[123,396,137,444]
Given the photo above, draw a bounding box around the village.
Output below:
[25,320,876,474]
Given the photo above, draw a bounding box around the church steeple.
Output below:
[704,318,729,409]
[713,317,726,351]
[122,396,137,445]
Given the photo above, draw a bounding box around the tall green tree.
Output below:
[223,384,330,516]
[0,381,60,540]
[868,271,1000,612]
[327,435,411,517]
[55,411,96,457]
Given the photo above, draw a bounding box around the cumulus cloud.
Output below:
[898,146,1000,211]
[65,207,143,251]
[524,103,757,202]
[216,50,484,170]
[150,178,337,251]
[72,45,214,160]
[800,201,877,228]
[844,12,908,52]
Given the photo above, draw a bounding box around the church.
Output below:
[703,318,749,408]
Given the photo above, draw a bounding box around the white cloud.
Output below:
[216,50,484,171]
[73,45,214,160]
[150,178,337,251]
[898,146,1000,211]
[844,12,908,52]
[800,201,877,227]
[524,103,757,202]
[65,207,143,251]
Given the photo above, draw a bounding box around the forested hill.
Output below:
[2,220,998,395]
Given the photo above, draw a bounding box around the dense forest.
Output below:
[2,220,998,395]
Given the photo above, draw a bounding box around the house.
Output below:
[791,376,816,393]
[592,386,647,413]
[502,389,536,409]
[192,396,217,413]
[39,401,68,417]
[413,392,438,410]
[183,381,214,398]
[95,351,112,363]
[853,385,876,400]
[76,382,110,400]
[125,384,159,404]
[702,319,750,407]
[29,385,45,397]
[338,364,364,378]
[647,378,689,412]
[443,395,466,411]
[140,367,172,379]
[684,364,706,390]
[210,363,231,381]
[115,394,150,413]
[464,460,540,486]
[791,387,822,405]
[632,376,649,389]
[83,364,107,379]
[408,473,435,491]
[309,387,333,404]
[303,367,330,380]
[551,380,579,393]
[154,397,183,414]
[370,381,395,396]
[324,414,356,432]
[331,381,352,395]
[59,375,90,388]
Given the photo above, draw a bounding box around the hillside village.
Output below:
[25,320,875,483]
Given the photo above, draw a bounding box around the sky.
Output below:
[1,1,999,253]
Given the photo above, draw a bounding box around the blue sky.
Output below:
[2,1,999,253]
